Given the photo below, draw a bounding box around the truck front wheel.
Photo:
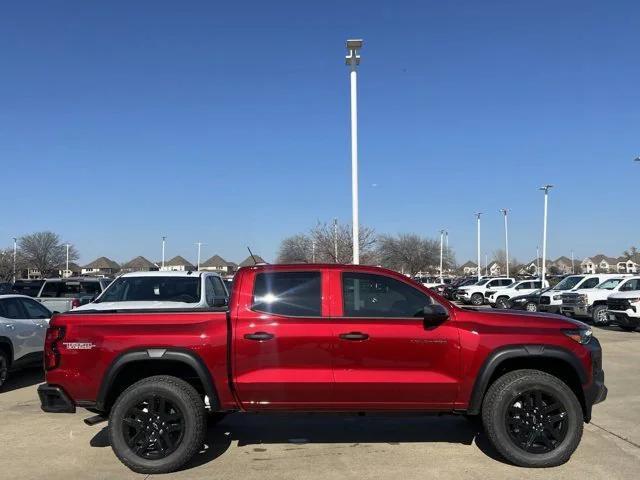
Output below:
[481,369,583,467]
[471,293,484,306]
[592,305,609,326]
[108,375,206,474]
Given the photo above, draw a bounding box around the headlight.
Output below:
[562,328,592,344]
[553,294,563,300]
[626,298,640,303]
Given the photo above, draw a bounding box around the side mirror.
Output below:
[212,297,228,308]
[423,304,449,327]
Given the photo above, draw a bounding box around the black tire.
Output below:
[0,350,8,389]
[496,297,509,309]
[471,293,484,306]
[482,369,583,467]
[108,375,206,474]
[525,302,538,312]
[592,305,609,326]
[207,412,228,424]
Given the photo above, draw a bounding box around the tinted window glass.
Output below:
[252,272,321,316]
[40,282,60,298]
[500,279,514,286]
[580,278,600,289]
[554,276,584,290]
[343,273,432,318]
[532,281,542,289]
[98,277,201,303]
[0,298,25,319]
[41,281,102,298]
[619,279,640,291]
[517,282,531,290]
[205,276,228,306]
[20,299,51,319]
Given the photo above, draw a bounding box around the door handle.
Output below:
[244,332,275,341]
[339,331,369,341]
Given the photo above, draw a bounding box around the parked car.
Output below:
[606,277,640,331]
[487,279,549,309]
[538,274,622,314]
[35,277,111,313]
[456,277,516,305]
[11,279,45,297]
[507,288,551,312]
[0,282,12,294]
[74,271,229,311]
[561,275,635,325]
[443,277,477,300]
[39,263,606,473]
[0,294,51,389]
[414,275,441,288]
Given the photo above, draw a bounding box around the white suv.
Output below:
[456,277,515,306]
[538,274,621,314]
[560,275,632,324]
[607,277,640,331]
[487,279,549,309]
[0,294,51,389]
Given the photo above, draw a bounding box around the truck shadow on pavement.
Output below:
[90,412,504,471]
[0,367,44,394]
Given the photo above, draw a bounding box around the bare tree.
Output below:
[310,221,377,264]
[277,234,313,263]
[492,249,520,275]
[376,233,441,276]
[18,232,78,277]
[0,248,17,282]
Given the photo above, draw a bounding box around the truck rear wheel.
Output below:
[481,369,583,467]
[495,297,509,309]
[0,351,8,389]
[592,305,609,326]
[471,293,484,306]
[108,375,206,474]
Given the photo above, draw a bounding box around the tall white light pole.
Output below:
[161,236,166,269]
[500,209,510,277]
[13,237,17,283]
[571,250,575,274]
[333,218,339,263]
[195,242,205,270]
[439,230,445,283]
[539,184,553,284]
[64,243,70,277]
[475,213,482,281]
[346,39,363,264]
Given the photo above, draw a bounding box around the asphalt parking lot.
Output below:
[1,326,639,480]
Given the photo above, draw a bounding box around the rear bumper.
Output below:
[38,384,76,413]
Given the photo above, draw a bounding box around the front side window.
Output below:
[579,278,600,289]
[40,282,61,298]
[252,272,321,317]
[20,299,51,319]
[0,298,25,319]
[619,279,640,292]
[342,273,433,318]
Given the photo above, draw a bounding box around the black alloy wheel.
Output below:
[0,352,8,388]
[505,390,568,454]
[122,395,185,460]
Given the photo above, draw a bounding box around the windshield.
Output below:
[596,279,623,290]
[97,276,201,303]
[552,276,584,291]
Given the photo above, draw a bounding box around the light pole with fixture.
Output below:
[64,243,70,277]
[346,39,363,264]
[500,209,510,277]
[475,213,482,281]
[13,237,17,283]
[195,242,206,270]
[161,236,166,269]
[539,184,553,284]
[439,230,446,283]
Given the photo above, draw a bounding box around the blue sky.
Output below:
[1,0,638,266]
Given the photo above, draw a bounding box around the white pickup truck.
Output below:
[538,274,621,314]
[607,277,640,331]
[74,271,229,311]
[35,277,112,313]
[486,279,548,308]
[560,275,633,324]
[456,277,515,306]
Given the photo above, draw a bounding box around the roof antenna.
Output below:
[247,246,257,265]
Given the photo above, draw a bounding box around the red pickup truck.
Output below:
[38,264,606,473]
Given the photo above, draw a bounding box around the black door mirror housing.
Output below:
[423,304,449,327]
[211,297,229,308]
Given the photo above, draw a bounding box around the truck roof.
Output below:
[117,271,221,278]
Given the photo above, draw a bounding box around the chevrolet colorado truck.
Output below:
[38,264,607,474]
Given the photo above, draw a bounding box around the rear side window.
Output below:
[619,279,640,292]
[40,282,61,297]
[252,272,321,317]
[499,279,513,286]
[0,298,25,319]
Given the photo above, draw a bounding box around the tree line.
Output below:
[276,221,455,276]
[0,231,79,281]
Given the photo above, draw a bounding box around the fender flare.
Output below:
[466,344,587,415]
[0,336,14,365]
[95,348,219,412]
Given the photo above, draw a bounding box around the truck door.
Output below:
[233,270,334,409]
[331,271,461,409]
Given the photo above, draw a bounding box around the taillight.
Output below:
[44,326,65,370]
[70,298,81,309]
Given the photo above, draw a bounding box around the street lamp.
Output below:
[195,241,206,270]
[161,236,166,269]
[539,184,554,284]
[500,209,510,277]
[439,229,446,283]
[475,213,482,281]
[13,237,17,283]
[346,39,363,264]
[64,243,70,278]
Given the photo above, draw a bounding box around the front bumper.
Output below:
[582,338,607,422]
[561,305,590,317]
[539,304,561,314]
[38,384,76,413]
[607,310,640,328]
